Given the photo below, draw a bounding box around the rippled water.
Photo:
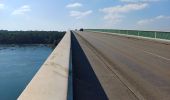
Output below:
[0,45,53,100]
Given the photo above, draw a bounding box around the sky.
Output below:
[0,0,170,31]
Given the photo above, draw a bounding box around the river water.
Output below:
[0,45,53,100]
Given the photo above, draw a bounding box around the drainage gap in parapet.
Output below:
[71,32,108,100]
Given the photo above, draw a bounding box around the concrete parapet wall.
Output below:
[18,31,71,100]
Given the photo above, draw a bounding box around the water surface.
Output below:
[0,45,53,100]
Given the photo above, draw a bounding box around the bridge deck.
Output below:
[71,33,108,100]
[74,31,170,100]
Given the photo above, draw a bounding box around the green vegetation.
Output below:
[85,29,170,40]
[0,30,65,45]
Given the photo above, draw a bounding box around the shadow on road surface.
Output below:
[71,32,108,100]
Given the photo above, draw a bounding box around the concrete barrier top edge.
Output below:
[18,31,71,100]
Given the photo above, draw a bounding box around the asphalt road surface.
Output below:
[73,31,170,100]
[71,33,108,100]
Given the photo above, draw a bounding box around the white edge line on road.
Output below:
[86,30,170,61]
[143,50,170,61]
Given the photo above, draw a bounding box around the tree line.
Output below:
[0,30,65,45]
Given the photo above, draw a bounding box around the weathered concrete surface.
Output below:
[18,31,71,100]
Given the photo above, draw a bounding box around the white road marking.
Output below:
[143,50,170,61]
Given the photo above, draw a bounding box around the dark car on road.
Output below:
[79,28,84,31]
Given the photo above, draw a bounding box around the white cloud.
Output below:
[137,15,170,25]
[100,3,148,23]
[0,3,5,10]
[104,14,124,23]
[66,3,82,8]
[12,5,31,15]
[120,0,160,3]
[70,10,92,19]
[101,3,148,14]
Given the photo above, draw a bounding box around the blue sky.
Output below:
[0,0,170,31]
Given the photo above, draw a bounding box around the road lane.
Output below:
[71,33,108,100]
[73,31,170,100]
[143,50,170,61]
[73,32,138,100]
